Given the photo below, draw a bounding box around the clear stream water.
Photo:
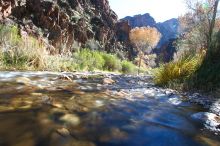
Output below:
[0,72,219,146]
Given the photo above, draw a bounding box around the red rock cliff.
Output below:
[0,0,133,58]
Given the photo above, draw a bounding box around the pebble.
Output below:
[72,90,85,95]
[51,102,64,108]
[115,91,129,97]
[58,74,73,81]
[31,93,43,96]
[100,128,128,142]
[144,89,157,97]
[168,97,182,105]
[60,114,80,126]
[95,100,105,107]
[103,78,115,84]
[56,128,70,137]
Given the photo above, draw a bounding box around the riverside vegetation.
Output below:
[0,25,137,74]
[154,0,220,94]
[154,31,220,92]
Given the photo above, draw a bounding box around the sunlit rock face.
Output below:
[0,0,15,20]
[0,0,133,58]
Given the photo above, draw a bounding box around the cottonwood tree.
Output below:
[176,15,208,58]
[184,0,219,49]
[175,0,219,59]
[129,27,161,74]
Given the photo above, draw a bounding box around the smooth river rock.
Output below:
[60,114,80,126]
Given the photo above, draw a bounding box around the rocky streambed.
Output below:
[0,71,219,146]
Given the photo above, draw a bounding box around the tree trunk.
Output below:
[208,0,219,49]
[138,54,142,75]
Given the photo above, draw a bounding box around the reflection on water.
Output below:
[0,71,219,146]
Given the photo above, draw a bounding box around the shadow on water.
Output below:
[0,72,219,146]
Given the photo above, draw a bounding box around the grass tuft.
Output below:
[154,55,202,90]
[0,25,47,70]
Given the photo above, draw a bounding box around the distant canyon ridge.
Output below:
[121,13,179,62]
[0,0,179,61]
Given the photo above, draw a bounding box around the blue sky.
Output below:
[108,0,187,22]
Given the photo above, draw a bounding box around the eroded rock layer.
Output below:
[0,0,133,58]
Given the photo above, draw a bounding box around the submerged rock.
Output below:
[0,106,14,112]
[115,90,129,98]
[192,112,220,132]
[210,100,220,116]
[71,140,96,146]
[60,114,80,126]
[95,100,105,107]
[30,93,43,96]
[195,135,220,146]
[168,96,182,105]
[144,89,157,97]
[100,127,128,142]
[15,77,31,85]
[58,74,75,81]
[51,101,64,109]
[103,78,115,85]
[56,128,70,137]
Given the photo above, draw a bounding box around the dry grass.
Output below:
[0,25,47,70]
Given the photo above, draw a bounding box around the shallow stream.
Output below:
[0,72,219,146]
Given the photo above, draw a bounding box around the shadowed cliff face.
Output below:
[156,18,179,48]
[123,13,156,28]
[0,0,133,58]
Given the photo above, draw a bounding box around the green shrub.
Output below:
[121,60,136,74]
[74,49,93,70]
[90,51,105,70]
[74,49,124,72]
[102,53,122,71]
[73,49,105,71]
